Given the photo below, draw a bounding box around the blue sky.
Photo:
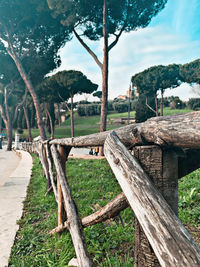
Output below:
[56,0,200,101]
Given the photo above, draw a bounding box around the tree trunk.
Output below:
[160,90,164,116]
[6,47,46,140]
[100,0,109,133]
[23,105,32,142]
[154,94,159,116]
[70,94,75,137]
[46,108,54,139]
[4,88,12,151]
[6,121,13,151]
[56,103,61,127]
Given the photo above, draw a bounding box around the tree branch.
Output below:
[145,97,157,114]
[73,28,103,70]
[108,25,125,52]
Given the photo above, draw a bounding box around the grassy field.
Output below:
[9,154,200,266]
[22,107,193,139]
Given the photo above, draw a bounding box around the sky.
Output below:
[55,0,200,101]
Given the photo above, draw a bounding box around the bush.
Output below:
[187,98,200,110]
[113,101,129,113]
[77,104,101,116]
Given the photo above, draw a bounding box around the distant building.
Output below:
[126,88,133,98]
[133,86,139,97]
[117,95,127,100]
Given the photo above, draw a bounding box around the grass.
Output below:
[21,107,193,139]
[9,156,135,266]
[9,153,200,266]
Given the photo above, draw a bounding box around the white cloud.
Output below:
[57,23,200,101]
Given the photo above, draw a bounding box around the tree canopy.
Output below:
[47,0,168,133]
[48,70,98,137]
[132,64,180,115]
[0,0,71,140]
[179,59,200,85]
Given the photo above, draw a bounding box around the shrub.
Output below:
[187,98,200,110]
[113,101,129,113]
[77,104,101,116]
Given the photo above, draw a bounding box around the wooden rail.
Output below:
[21,111,200,266]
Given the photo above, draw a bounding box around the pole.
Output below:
[127,83,131,125]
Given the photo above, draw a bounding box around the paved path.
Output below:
[0,146,32,267]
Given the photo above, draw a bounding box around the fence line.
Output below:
[21,111,200,266]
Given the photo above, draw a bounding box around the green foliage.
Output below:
[48,0,168,42]
[180,59,200,84]
[113,101,129,113]
[187,98,200,110]
[135,94,156,122]
[179,169,200,226]
[51,70,98,99]
[169,96,186,109]
[0,0,71,85]
[77,103,101,116]
[93,91,102,100]
[132,64,180,97]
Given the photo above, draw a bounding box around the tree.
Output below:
[0,42,25,150]
[179,59,200,85]
[93,91,102,101]
[47,0,168,132]
[132,64,180,116]
[37,77,61,138]
[52,70,98,137]
[0,0,71,140]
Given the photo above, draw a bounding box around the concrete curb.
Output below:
[0,150,32,267]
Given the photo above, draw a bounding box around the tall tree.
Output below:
[0,0,71,140]
[51,70,98,137]
[132,64,180,116]
[47,0,168,132]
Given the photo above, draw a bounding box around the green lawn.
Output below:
[22,107,192,139]
[9,154,200,266]
[9,156,135,266]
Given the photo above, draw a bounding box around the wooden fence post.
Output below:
[51,144,92,266]
[104,132,200,267]
[58,145,67,226]
[133,145,178,267]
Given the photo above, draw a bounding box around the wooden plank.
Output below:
[49,111,200,149]
[45,143,58,202]
[50,192,129,234]
[51,144,92,267]
[104,131,200,267]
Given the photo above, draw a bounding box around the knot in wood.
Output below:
[114,158,120,164]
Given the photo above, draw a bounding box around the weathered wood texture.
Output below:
[133,146,178,266]
[50,192,129,234]
[82,192,128,227]
[51,144,92,267]
[49,111,200,149]
[104,131,200,267]
[45,143,58,202]
[38,143,50,181]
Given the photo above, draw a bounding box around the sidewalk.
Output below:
[0,148,32,267]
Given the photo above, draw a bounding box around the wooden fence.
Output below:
[21,111,200,267]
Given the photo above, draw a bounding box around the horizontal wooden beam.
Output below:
[48,111,200,150]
